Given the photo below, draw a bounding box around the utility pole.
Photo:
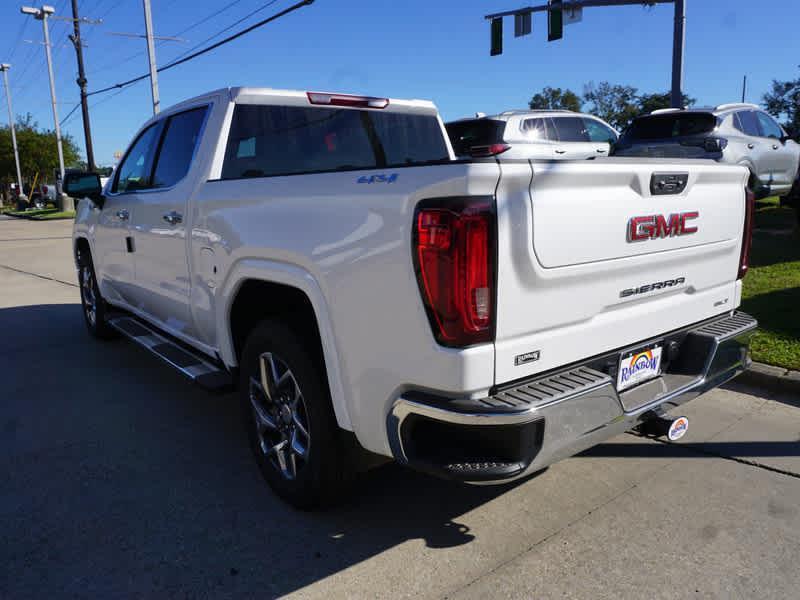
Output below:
[21,5,66,189]
[0,64,26,203]
[670,0,686,108]
[69,0,96,171]
[142,0,160,115]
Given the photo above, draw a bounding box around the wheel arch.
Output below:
[219,259,352,431]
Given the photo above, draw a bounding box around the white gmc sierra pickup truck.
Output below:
[68,87,757,508]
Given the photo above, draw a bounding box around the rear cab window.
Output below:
[625,112,717,140]
[445,119,507,157]
[222,105,450,179]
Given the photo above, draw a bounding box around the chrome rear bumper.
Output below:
[388,311,757,483]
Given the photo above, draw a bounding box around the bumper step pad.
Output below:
[108,315,233,393]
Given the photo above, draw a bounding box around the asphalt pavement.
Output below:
[1,217,799,599]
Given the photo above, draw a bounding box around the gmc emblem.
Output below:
[627,212,699,242]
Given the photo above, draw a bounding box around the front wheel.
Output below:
[239,320,351,509]
[77,248,118,340]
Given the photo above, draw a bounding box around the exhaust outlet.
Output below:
[637,415,689,441]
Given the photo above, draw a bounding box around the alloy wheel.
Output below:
[248,352,311,480]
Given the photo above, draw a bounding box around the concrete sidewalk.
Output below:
[1,217,799,599]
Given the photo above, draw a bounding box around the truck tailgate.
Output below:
[493,158,749,385]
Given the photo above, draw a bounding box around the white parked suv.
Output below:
[614,103,800,201]
[68,87,757,508]
[446,110,618,159]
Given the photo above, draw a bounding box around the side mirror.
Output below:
[63,172,104,207]
[780,134,793,144]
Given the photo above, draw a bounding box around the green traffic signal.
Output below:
[548,0,563,41]
[491,17,503,55]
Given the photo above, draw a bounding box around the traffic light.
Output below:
[548,0,563,41]
[490,17,503,55]
[514,11,532,37]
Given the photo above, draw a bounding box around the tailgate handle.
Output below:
[650,172,688,196]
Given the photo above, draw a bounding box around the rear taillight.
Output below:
[469,143,511,158]
[42,185,48,194]
[738,186,755,280]
[413,197,496,347]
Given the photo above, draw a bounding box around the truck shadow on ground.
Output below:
[1,303,792,598]
[2,303,533,597]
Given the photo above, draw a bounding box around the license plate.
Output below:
[616,344,663,391]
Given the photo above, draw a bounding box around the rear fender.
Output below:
[218,258,352,431]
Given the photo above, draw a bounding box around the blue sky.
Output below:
[1,0,798,166]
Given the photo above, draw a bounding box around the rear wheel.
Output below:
[239,320,351,509]
[77,247,118,340]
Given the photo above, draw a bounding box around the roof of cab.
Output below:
[228,86,439,114]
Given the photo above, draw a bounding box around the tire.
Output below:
[76,247,118,340]
[239,319,351,509]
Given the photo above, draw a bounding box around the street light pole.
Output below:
[1,64,25,203]
[21,5,66,186]
[670,0,686,108]
[142,0,160,115]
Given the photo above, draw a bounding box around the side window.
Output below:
[152,107,208,188]
[583,118,617,143]
[735,110,761,137]
[552,117,590,142]
[521,118,549,141]
[112,123,162,193]
[756,112,783,139]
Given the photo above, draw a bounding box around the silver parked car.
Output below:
[446,110,618,160]
[614,103,800,200]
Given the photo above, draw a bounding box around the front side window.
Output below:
[584,118,617,143]
[222,105,449,179]
[112,123,162,193]
[552,117,590,142]
[756,111,784,139]
[152,107,208,188]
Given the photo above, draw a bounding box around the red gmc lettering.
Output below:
[628,212,699,242]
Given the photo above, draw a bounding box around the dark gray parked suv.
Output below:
[615,103,800,205]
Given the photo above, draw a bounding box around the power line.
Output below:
[87,0,250,76]
[87,0,314,98]
[166,0,279,65]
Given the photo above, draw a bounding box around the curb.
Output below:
[737,362,800,395]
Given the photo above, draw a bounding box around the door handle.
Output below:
[747,143,755,149]
[596,148,607,153]
[116,209,129,221]
[555,149,567,155]
[163,211,183,225]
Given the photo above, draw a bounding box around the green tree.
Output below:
[582,81,640,130]
[0,113,81,187]
[637,91,696,116]
[763,70,800,139]
[529,86,582,112]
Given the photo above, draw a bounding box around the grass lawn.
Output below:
[6,207,74,220]
[740,197,800,371]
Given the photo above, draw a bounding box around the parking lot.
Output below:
[1,215,799,599]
